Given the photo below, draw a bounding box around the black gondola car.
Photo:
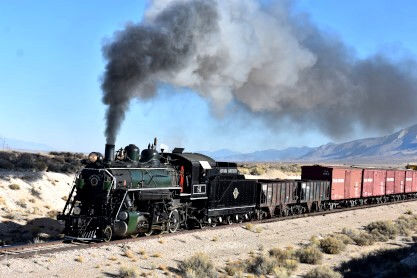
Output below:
[207,174,258,218]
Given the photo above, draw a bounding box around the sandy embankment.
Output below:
[0,170,74,244]
[2,200,417,277]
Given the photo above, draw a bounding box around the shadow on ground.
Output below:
[0,217,63,246]
[338,242,417,278]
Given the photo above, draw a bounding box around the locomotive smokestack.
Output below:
[104,144,115,162]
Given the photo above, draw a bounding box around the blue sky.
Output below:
[0,0,416,153]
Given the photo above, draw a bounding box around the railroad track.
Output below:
[1,198,416,261]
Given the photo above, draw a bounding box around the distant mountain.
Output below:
[201,123,417,163]
[201,146,314,162]
[301,124,417,163]
[0,137,54,152]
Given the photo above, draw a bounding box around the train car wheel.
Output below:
[102,226,112,242]
[226,216,233,225]
[168,210,180,233]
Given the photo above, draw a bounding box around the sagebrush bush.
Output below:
[341,228,375,246]
[9,184,20,190]
[304,266,342,278]
[269,247,296,261]
[118,266,139,278]
[178,253,217,278]
[365,220,398,242]
[296,245,323,264]
[224,260,245,276]
[246,254,277,275]
[319,236,346,254]
[395,216,417,235]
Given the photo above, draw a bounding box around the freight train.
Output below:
[57,141,417,241]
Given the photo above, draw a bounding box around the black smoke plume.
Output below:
[102,0,417,144]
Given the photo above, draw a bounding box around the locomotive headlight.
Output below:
[73,206,81,215]
[88,152,98,163]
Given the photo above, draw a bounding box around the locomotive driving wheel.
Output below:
[102,225,112,242]
[168,210,180,233]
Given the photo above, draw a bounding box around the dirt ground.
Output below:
[0,170,74,244]
[2,201,417,277]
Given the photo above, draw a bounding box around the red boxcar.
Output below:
[405,170,414,193]
[394,170,405,194]
[413,171,417,192]
[362,169,386,197]
[301,166,362,200]
[386,170,395,195]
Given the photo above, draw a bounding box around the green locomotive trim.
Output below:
[127,212,139,234]
[76,178,85,189]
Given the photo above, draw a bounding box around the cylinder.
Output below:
[104,144,115,162]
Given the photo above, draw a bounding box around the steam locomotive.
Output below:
[58,140,262,241]
[58,140,417,241]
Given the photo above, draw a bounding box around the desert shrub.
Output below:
[9,184,20,190]
[246,254,277,275]
[31,187,42,199]
[319,236,346,254]
[341,228,375,246]
[118,266,139,278]
[404,210,413,215]
[0,158,15,169]
[224,260,245,276]
[309,235,321,246]
[304,266,342,278]
[273,267,291,278]
[296,245,323,264]
[269,247,296,262]
[16,199,27,208]
[178,253,216,278]
[395,216,417,235]
[365,220,398,242]
[250,166,266,175]
[332,233,354,245]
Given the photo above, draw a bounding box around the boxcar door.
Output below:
[344,171,351,199]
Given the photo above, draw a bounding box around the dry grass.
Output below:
[0,196,5,205]
[304,266,342,278]
[119,266,140,278]
[108,256,118,261]
[269,247,296,262]
[151,253,162,258]
[365,220,399,242]
[123,249,136,259]
[138,249,146,256]
[74,256,84,263]
[319,236,346,254]
[246,254,277,275]
[61,196,68,201]
[16,198,27,208]
[158,237,165,244]
[404,209,413,215]
[341,228,375,246]
[211,236,219,242]
[224,260,245,276]
[295,245,323,264]
[177,253,217,278]
[9,183,20,190]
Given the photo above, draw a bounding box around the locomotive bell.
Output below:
[124,144,140,162]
